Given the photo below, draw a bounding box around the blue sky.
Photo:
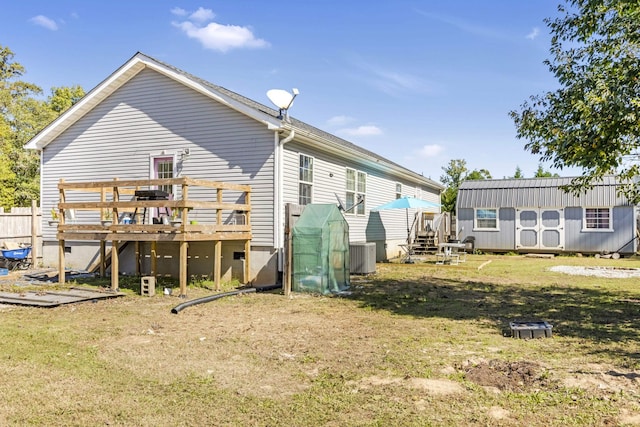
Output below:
[2,0,576,184]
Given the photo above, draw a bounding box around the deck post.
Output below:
[111,240,119,291]
[58,239,65,285]
[135,241,141,276]
[31,200,38,268]
[99,241,106,277]
[214,240,221,291]
[151,241,157,277]
[179,241,188,297]
[244,240,251,285]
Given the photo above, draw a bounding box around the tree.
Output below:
[440,159,492,212]
[466,169,492,181]
[534,164,560,178]
[0,46,84,208]
[48,85,85,114]
[512,166,524,179]
[510,0,640,201]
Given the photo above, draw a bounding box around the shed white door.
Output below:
[515,208,564,251]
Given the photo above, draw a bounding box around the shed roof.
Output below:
[25,52,442,191]
[457,176,634,208]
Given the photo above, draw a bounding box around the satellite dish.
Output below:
[334,193,363,213]
[335,193,347,211]
[266,88,299,121]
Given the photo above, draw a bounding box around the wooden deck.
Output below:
[53,177,252,296]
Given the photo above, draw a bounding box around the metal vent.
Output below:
[350,242,376,274]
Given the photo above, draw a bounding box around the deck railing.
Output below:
[55,177,251,241]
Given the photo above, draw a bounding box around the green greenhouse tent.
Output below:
[292,204,350,295]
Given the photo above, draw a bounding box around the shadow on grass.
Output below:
[348,273,640,355]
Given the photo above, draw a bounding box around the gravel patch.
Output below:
[548,265,640,278]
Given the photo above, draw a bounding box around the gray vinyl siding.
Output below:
[41,69,275,244]
[283,142,440,243]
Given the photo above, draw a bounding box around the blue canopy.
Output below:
[371,196,441,254]
[372,196,441,211]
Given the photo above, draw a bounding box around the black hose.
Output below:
[170,284,282,314]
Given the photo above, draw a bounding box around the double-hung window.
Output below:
[395,183,402,199]
[474,208,498,230]
[583,207,612,231]
[346,168,366,215]
[299,154,313,205]
[155,157,174,196]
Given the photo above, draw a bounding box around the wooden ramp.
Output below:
[0,287,125,307]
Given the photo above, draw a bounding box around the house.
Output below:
[25,52,443,285]
[456,176,639,256]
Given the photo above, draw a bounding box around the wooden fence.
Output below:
[0,201,41,265]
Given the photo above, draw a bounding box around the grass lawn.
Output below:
[1,254,639,426]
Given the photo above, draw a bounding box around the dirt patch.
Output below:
[351,376,464,396]
[562,363,640,396]
[462,359,546,391]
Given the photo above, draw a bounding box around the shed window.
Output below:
[299,154,313,205]
[475,208,498,230]
[583,208,612,231]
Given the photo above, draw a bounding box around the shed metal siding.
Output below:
[458,176,632,209]
[458,207,515,251]
[42,69,275,244]
[564,206,636,253]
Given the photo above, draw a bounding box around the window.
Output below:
[155,158,174,195]
[395,183,402,199]
[346,168,366,215]
[475,208,498,230]
[299,154,313,205]
[584,208,612,230]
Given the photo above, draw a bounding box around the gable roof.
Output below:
[457,176,633,208]
[25,52,442,190]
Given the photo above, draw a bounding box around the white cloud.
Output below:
[526,27,540,40]
[349,57,435,97]
[171,7,188,17]
[189,7,215,23]
[172,7,269,53]
[418,144,445,158]
[373,69,426,94]
[414,9,505,40]
[29,15,58,31]
[327,115,355,127]
[338,125,383,137]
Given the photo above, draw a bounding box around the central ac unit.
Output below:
[350,242,376,275]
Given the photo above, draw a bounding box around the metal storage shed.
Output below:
[456,176,638,255]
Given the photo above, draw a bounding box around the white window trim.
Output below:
[473,207,500,231]
[395,182,402,199]
[582,207,614,232]
[298,153,314,206]
[149,152,178,193]
[345,168,367,216]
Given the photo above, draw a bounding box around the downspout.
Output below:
[273,127,295,272]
